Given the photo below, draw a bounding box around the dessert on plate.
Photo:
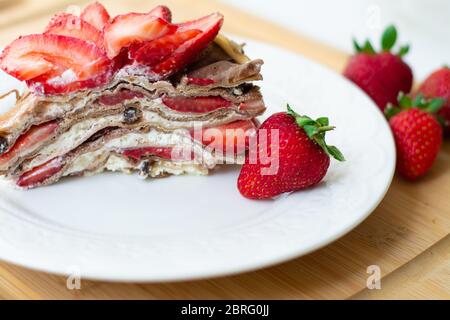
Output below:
[0,2,265,189]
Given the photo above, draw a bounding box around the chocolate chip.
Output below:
[139,160,152,176]
[239,83,254,94]
[123,107,140,124]
[0,136,9,155]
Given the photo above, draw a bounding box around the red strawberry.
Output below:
[97,90,144,106]
[0,121,59,166]
[417,67,450,135]
[238,106,344,200]
[0,34,113,94]
[344,25,413,111]
[386,94,443,180]
[150,13,223,79]
[80,1,111,31]
[45,13,105,49]
[162,96,231,113]
[103,13,177,59]
[198,120,257,155]
[122,146,195,162]
[122,147,175,160]
[186,77,216,86]
[148,5,172,22]
[129,30,201,67]
[17,157,64,188]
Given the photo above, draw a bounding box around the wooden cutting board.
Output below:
[0,0,448,300]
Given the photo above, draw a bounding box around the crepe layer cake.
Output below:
[0,3,266,189]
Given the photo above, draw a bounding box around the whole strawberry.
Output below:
[417,67,450,135]
[344,25,413,111]
[386,94,444,180]
[238,105,344,200]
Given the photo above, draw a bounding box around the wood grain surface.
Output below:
[0,0,448,300]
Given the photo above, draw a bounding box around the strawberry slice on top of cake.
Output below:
[0,2,265,189]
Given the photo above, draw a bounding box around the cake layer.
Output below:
[0,91,262,173]
[0,57,263,149]
[13,123,253,189]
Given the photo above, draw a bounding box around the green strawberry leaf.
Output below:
[362,40,376,54]
[413,93,425,107]
[303,125,319,138]
[287,104,300,117]
[382,25,397,51]
[436,114,446,127]
[385,103,401,119]
[286,105,345,162]
[353,39,362,53]
[326,145,345,162]
[352,24,410,57]
[316,117,330,126]
[398,92,413,108]
[386,93,445,119]
[398,44,410,57]
[426,98,445,113]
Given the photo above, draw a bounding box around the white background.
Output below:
[223,0,450,80]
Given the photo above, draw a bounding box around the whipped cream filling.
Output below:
[63,128,217,177]
[23,103,246,173]
[104,155,208,178]
[65,148,209,178]
[47,69,78,86]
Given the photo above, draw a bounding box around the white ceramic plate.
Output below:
[0,40,395,282]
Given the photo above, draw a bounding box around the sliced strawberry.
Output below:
[1,52,54,81]
[28,68,112,95]
[17,157,64,188]
[0,34,113,94]
[121,146,194,161]
[122,147,174,160]
[130,30,201,67]
[0,121,59,166]
[239,99,266,113]
[194,120,257,154]
[149,5,172,22]
[151,13,223,79]
[80,1,111,31]
[111,46,132,71]
[103,13,177,59]
[45,13,105,49]
[162,96,231,113]
[187,77,216,86]
[97,90,144,106]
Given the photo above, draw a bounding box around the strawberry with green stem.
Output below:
[238,105,344,200]
[344,25,413,111]
[386,93,444,180]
